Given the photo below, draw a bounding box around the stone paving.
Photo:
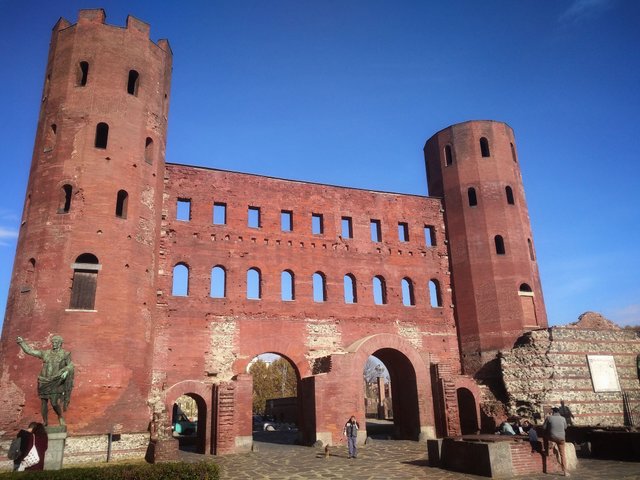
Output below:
[181,438,640,480]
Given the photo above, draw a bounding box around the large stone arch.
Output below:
[346,333,435,440]
[233,347,311,379]
[164,380,212,454]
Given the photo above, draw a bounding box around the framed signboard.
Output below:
[587,355,621,392]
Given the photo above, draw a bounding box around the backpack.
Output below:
[7,437,21,460]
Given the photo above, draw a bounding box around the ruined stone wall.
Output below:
[500,322,640,426]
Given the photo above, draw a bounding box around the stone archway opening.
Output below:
[457,387,479,434]
[171,393,207,454]
[365,348,420,440]
[248,353,301,445]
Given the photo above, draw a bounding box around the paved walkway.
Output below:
[182,438,640,480]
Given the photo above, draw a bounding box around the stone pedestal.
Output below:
[44,426,67,470]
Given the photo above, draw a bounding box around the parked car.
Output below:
[172,410,197,435]
[253,415,277,431]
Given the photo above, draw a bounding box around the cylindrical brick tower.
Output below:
[0,9,172,435]
[424,121,547,376]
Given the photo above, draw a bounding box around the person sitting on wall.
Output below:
[496,421,515,435]
[522,419,539,452]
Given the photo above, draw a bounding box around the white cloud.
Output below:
[560,0,615,23]
[0,227,18,239]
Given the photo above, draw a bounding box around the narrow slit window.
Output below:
[445,144,453,166]
[95,123,109,149]
[341,216,353,239]
[495,235,506,255]
[144,137,153,164]
[115,190,128,218]
[77,61,89,87]
[127,70,140,95]
[247,268,261,299]
[47,124,57,150]
[527,238,535,261]
[505,186,515,205]
[398,222,409,242]
[59,184,72,213]
[313,272,327,302]
[401,278,415,306]
[480,137,490,157]
[511,143,517,162]
[176,198,191,221]
[312,213,324,235]
[70,253,100,309]
[344,274,357,304]
[424,225,436,247]
[370,219,382,242]
[248,206,261,228]
[172,263,189,296]
[281,210,293,232]
[429,279,442,307]
[24,258,36,293]
[281,270,294,301]
[373,276,387,305]
[213,202,227,225]
[211,266,226,298]
[468,187,478,206]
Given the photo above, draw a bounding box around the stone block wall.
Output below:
[500,314,640,426]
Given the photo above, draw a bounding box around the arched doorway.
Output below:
[171,393,207,453]
[457,388,479,434]
[366,348,420,440]
[248,353,301,445]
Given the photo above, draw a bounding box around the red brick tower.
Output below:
[424,121,547,376]
[0,10,172,435]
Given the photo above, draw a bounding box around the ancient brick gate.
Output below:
[0,9,547,462]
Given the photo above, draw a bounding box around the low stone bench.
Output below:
[427,434,577,478]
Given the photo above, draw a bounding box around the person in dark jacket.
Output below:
[343,416,359,459]
[16,422,48,471]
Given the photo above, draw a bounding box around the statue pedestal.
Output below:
[44,426,67,470]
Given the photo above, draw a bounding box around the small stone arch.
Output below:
[457,387,479,434]
[164,380,212,455]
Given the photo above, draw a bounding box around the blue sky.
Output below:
[0,0,638,328]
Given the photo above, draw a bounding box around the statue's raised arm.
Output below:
[16,336,43,359]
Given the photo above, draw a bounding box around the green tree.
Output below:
[249,357,298,415]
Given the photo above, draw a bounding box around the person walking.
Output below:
[543,407,569,476]
[343,415,359,459]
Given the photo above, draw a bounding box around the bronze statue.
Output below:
[16,335,74,426]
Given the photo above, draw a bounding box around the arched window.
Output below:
[281,270,294,301]
[429,279,442,308]
[77,61,89,86]
[211,266,226,298]
[59,184,72,213]
[373,276,387,305]
[313,272,327,302]
[445,144,453,166]
[519,283,533,293]
[480,137,490,157]
[505,186,515,205]
[510,142,517,162]
[115,190,128,218]
[495,235,506,255]
[247,267,261,299]
[70,253,100,309]
[344,274,357,304]
[527,238,535,260]
[145,137,153,164]
[468,187,478,207]
[127,70,140,96]
[95,122,109,149]
[401,277,415,306]
[172,263,189,296]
